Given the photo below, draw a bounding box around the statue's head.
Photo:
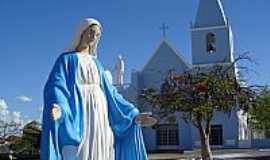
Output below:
[118,54,122,60]
[68,18,102,57]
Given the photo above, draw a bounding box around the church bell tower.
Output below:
[191,0,234,65]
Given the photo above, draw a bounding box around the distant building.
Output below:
[118,0,270,151]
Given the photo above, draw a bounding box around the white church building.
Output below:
[114,0,270,151]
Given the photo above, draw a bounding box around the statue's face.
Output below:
[80,24,101,47]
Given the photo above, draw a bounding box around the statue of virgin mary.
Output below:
[40,18,151,160]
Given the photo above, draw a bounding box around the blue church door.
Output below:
[210,125,223,146]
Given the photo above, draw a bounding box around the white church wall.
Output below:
[142,40,189,89]
[191,111,239,149]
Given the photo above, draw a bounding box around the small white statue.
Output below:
[115,54,125,86]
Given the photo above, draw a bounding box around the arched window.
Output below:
[206,33,216,53]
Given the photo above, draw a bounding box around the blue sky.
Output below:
[0,0,269,122]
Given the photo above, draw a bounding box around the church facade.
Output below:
[117,0,270,151]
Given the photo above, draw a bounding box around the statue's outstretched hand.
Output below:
[51,104,62,121]
[135,112,157,127]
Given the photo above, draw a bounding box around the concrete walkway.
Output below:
[148,149,270,160]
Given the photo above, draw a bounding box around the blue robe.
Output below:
[41,52,148,160]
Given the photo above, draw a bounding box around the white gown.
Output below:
[62,53,115,160]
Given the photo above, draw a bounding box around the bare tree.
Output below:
[0,110,23,144]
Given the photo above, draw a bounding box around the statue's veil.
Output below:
[67,18,102,58]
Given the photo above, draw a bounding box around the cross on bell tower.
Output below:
[159,23,169,38]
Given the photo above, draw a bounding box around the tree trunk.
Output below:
[198,123,213,160]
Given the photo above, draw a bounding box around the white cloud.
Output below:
[0,110,23,124]
[12,111,23,124]
[0,99,9,122]
[16,96,32,102]
[0,110,9,118]
[0,98,23,125]
[0,98,8,110]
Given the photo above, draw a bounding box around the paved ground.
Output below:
[148,149,270,160]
